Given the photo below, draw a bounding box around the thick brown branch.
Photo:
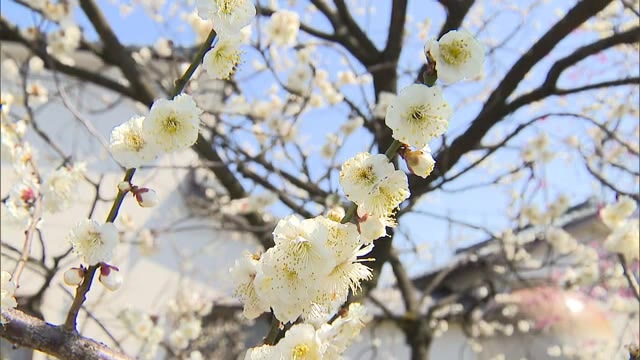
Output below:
[1,308,133,360]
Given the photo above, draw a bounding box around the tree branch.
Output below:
[1,308,132,360]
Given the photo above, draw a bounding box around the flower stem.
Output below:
[62,30,217,332]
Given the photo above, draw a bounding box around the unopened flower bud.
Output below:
[99,264,122,291]
[134,188,159,208]
[117,181,132,192]
[327,206,345,222]
[63,267,85,286]
[404,149,435,178]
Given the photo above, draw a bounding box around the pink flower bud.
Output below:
[99,264,122,291]
[134,188,158,208]
[403,149,435,178]
[63,267,85,286]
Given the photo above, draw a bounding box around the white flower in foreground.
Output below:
[143,94,202,152]
[41,163,85,213]
[254,248,311,323]
[600,196,636,229]
[203,37,241,79]
[109,116,160,168]
[385,84,451,149]
[403,147,436,178]
[99,264,122,291]
[604,221,639,261]
[274,323,323,360]
[360,170,410,218]
[67,219,118,265]
[339,152,395,204]
[266,10,300,47]
[425,29,484,84]
[1,271,17,323]
[271,215,334,278]
[230,251,270,319]
[197,0,256,35]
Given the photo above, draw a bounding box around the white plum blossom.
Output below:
[1,271,17,324]
[67,219,118,265]
[604,221,639,261]
[26,82,48,106]
[109,116,160,168]
[266,10,300,47]
[426,29,484,84]
[143,94,202,152]
[600,196,636,229]
[373,91,396,118]
[41,163,85,213]
[271,215,334,279]
[359,170,410,218]
[357,206,389,244]
[197,0,256,36]
[46,25,82,65]
[403,147,436,178]
[385,84,451,149]
[203,36,241,79]
[274,323,323,359]
[286,64,313,95]
[339,152,395,204]
[230,251,270,319]
[545,227,577,255]
[318,302,370,358]
[2,181,37,228]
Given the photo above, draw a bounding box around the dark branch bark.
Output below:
[1,308,133,360]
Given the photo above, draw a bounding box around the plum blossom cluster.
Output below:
[244,303,369,359]
[600,196,639,261]
[197,0,256,79]
[235,28,484,358]
[230,215,372,323]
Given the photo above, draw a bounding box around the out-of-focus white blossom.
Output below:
[143,94,202,152]
[46,25,81,65]
[153,37,172,57]
[286,64,313,95]
[425,29,484,84]
[373,91,395,118]
[67,219,118,265]
[600,196,636,229]
[385,84,451,149]
[545,227,577,255]
[41,164,85,213]
[604,220,639,261]
[266,10,300,47]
